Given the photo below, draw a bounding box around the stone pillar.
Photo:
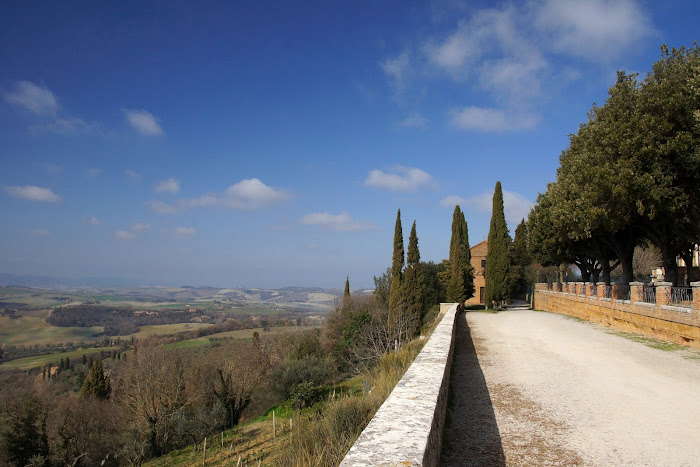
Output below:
[630,282,643,303]
[655,281,672,307]
[576,282,584,295]
[597,282,606,299]
[691,282,700,312]
[586,282,596,297]
[611,284,620,300]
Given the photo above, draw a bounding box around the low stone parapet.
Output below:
[535,283,700,349]
[340,303,458,467]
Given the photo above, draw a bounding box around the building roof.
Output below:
[470,239,488,257]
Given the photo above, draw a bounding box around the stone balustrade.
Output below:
[534,282,700,349]
[340,303,458,467]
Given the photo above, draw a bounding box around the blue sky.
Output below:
[1,1,697,288]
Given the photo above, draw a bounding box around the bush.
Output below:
[269,355,335,400]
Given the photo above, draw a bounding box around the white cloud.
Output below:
[449,106,539,132]
[130,223,150,232]
[364,166,436,192]
[150,178,288,213]
[299,212,379,232]
[450,190,533,226]
[124,109,163,136]
[42,117,95,135]
[115,230,136,240]
[3,81,58,115]
[154,178,180,194]
[186,178,289,210]
[439,195,469,208]
[175,227,196,238]
[31,229,51,236]
[397,113,428,129]
[424,20,479,74]
[87,217,100,225]
[4,185,61,203]
[534,0,654,62]
[147,200,177,214]
[125,169,141,180]
[381,51,411,96]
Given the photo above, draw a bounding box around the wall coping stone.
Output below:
[633,301,655,308]
[661,305,693,314]
[340,303,458,467]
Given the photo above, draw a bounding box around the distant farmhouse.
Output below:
[466,240,487,306]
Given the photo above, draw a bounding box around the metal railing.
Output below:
[590,284,598,296]
[667,287,693,308]
[615,285,631,301]
[639,285,656,303]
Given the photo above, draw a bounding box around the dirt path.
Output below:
[441,307,700,466]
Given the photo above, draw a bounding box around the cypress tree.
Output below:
[388,209,405,316]
[509,219,531,297]
[446,206,474,303]
[460,209,475,300]
[403,221,424,335]
[485,181,511,308]
[343,276,350,302]
[446,207,463,302]
[80,359,111,400]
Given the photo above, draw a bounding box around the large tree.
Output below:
[528,45,700,286]
[485,182,511,307]
[445,206,474,303]
[403,221,424,336]
[2,394,49,467]
[388,209,404,317]
[80,359,111,400]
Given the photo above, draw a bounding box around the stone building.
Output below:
[465,240,488,306]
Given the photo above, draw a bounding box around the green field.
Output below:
[220,305,287,316]
[165,325,318,349]
[0,345,120,370]
[0,316,103,346]
[124,322,214,340]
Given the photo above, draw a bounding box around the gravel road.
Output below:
[441,306,700,466]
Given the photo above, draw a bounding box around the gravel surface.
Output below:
[441,305,700,466]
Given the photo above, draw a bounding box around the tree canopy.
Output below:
[527,44,700,286]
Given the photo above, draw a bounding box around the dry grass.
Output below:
[0,316,103,346]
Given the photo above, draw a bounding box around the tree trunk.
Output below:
[601,260,611,286]
[619,251,634,286]
[660,245,679,286]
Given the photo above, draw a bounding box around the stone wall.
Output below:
[340,303,458,467]
[534,282,700,349]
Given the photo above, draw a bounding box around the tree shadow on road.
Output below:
[440,311,506,466]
